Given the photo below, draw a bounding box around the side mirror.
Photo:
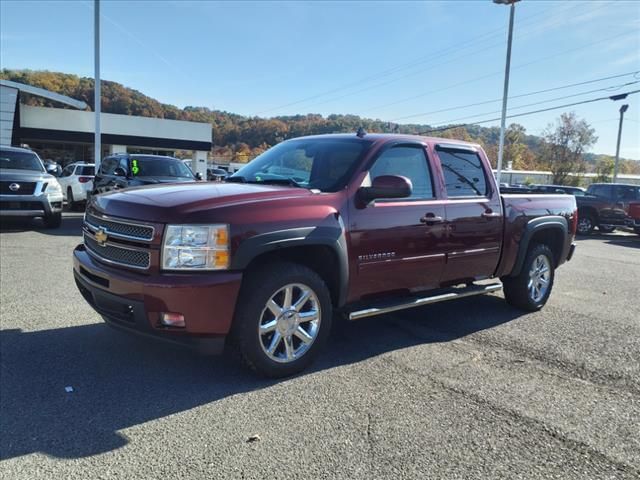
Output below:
[358,175,412,203]
[114,167,127,177]
[45,164,58,176]
[195,172,203,181]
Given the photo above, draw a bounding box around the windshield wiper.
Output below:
[225,176,247,183]
[249,178,306,188]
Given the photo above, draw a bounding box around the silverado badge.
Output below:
[95,228,108,246]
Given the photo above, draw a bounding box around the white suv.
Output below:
[58,163,95,209]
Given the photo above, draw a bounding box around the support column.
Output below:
[192,150,208,177]
[109,144,127,155]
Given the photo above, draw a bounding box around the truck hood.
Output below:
[92,182,313,222]
[0,169,55,183]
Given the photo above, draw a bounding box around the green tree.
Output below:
[540,112,597,185]
[593,156,614,183]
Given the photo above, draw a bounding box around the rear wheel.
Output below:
[67,187,76,210]
[577,214,595,235]
[232,262,332,378]
[502,244,555,312]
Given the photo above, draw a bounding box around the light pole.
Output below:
[494,0,520,187]
[94,0,101,171]
[613,103,629,182]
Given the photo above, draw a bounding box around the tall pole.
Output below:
[94,0,101,171]
[496,1,516,186]
[613,104,628,183]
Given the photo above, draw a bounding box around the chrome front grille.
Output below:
[85,212,154,242]
[83,232,151,269]
[0,181,37,195]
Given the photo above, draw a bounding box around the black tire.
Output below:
[577,213,595,235]
[67,187,76,211]
[598,225,616,233]
[232,261,332,378]
[43,211,62,229]
[502,244,555,312]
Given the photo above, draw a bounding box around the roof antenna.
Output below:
[356,127,367,138]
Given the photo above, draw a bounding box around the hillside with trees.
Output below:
[2,69,638,176]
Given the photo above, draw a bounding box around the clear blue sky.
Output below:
[1,0,639,159]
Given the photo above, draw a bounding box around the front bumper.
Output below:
[0,192,63,217]
[73,244,243,354]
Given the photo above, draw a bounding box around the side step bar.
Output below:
[348,283,502,321]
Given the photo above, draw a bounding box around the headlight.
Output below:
[162,224,229,270]
[45,179,62,195]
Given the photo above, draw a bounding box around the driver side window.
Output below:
[369,146,434,200]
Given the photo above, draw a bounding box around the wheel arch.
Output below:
[231,225,349,308]
[578,205,598,222]
[510,216,567,277]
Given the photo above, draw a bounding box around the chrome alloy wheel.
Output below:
[528,254,551,303]
[258,283,321,363]
[577,217,592,234]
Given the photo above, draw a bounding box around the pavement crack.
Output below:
[379,354,640,477]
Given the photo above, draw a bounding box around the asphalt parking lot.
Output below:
[1,213,639,479]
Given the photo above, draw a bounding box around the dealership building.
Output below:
[0,79,212,175]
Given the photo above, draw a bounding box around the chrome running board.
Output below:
[348,283,502,321]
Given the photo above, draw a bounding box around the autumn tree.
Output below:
[593,156,614,183]
[540,113,597,185]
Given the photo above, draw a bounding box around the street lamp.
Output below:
[613,103,629,182]
[493,0,521,187]
[94,0,101,171]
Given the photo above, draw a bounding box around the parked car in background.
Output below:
[74,133,577,377]
[0,145,63,228]
[627,201,640,235]
[207,167,229,181]
[43,159,62,177]
[575,183,640,234]
[532,185,587,196]
[57,162,95,210]
[92,153,201,195]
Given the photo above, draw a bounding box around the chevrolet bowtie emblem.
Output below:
[95,228,108,246]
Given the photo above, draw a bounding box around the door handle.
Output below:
[482,211,501,218]
[420,214,444,225]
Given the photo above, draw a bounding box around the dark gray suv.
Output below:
[0,145,64,228]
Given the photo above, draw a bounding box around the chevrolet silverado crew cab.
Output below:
[73,133,577,377]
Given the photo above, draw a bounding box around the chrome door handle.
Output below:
[420,214,444,224]
[481,211,501,218]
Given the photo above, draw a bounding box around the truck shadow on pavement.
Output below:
[0,295,522,461]
[0,214,84,237]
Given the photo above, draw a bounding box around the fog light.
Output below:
[160,312,185,327]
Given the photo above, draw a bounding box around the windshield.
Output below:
[0,150,44,172]
[230,138,371,192]
[131,157,194,178]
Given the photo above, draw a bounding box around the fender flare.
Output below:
[230,222,350,306]
[510,216,568,277]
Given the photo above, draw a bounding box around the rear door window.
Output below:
[437,148,487,197]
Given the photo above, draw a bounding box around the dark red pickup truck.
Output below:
[74,133,577,377]
[575,183,640,235]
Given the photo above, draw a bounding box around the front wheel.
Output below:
[502,244,555,312]
[232,262,332,378]
[598,225,616,233]
[43,211,62,229]
[577,214,595,235]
